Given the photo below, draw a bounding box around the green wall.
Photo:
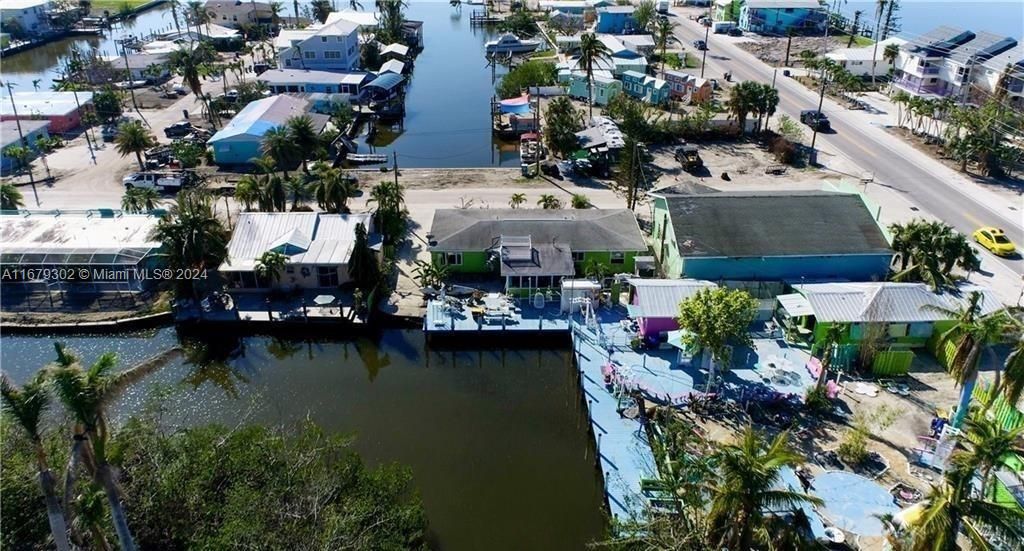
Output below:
[652,197,683,278]
[431,251,491,274]
[811,320,936,349]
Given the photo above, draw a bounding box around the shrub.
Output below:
[770,136,797,164]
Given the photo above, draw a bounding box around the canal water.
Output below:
[2,1,521,168]
[0,328,607,550]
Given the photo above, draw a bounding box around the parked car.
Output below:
[101,125,119,142]
[221,89,239,103]
[164,121,195,138]
[799,110,831,131]
[693,39,707,50]
[728,27,743,36]
[972,227,1016,257]
[674,144,703,171]
[122,171,186,191]
[172,84,189,96]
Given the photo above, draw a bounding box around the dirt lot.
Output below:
[737,35,855,67]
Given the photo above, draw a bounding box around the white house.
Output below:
[204,0,274,29]
[825,37,907,78]
[0,0,50,36]
[323,10,379,32]
[975,45,1024,108]
[893,26,1018,102]
[276,16,361,71]
[220,212,378,290]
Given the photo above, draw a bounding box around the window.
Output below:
[572,251,585,262]
[324,50,342,59]
[317,266,339,287]
[444,252,463,266]
[610,252,625,265]
[888,323,909,338]
[304,51,316,59]
[321,36,327,42]
[285,59,292,67]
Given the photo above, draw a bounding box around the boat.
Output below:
[519,132,544,162]
[114,80,149,90]
[485,34,541,54]
[345,153,389,164]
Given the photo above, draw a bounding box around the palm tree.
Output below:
[255,250,288,286]
[310,0,332,23]
[1,183,25,210]
[928,291,1011,428]
[537,194,561,209]
[708,428,822,550]
[891,90,910,127]
[570,193,590,208]
[653,17,677,76]
[121,187,160,213]
[235,174,263,211]
[726,80,759,134]
[632,0,656,33]
[368,180,408,246]
[1,374,72,551]
[114,120,157,170]
[815,323,847,391]
[286,115,320,173]
[953,413,1024,500]
[168,44,216,127]
[311,163,357,213]
[989,335,1024,413]
[449,0,461,11]
[150,189,230,297]
[262,126,300,177]
[72,485,112,551]
[284,175,311,210]
[264,174,287,212]
[906,464,1024,550]
[509,192,526,208]
[168,0,182,35]
[577,33,611,119]
[350,0,363,10]
[871,0,890,86]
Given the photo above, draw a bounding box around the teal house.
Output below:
[208,95,328,166]
[566,71,622,105]
[620,71,670,105]
[738,0,826,34]
[651,191,893,282]
[595,5,636,33]
[427,209,647,296]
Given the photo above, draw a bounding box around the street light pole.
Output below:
[808,7,832,162]
[4,82,40,207]
[699,24,710,78]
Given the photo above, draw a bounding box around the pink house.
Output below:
[0,91,94,134]
[628,278,717,337]
[663,70,713,104]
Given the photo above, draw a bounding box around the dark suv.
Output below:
[800,110,831,131]
[164,121,195,138]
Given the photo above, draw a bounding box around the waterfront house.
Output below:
[558,55,647,79]
[621,71,670,105]
[204,0,274,29]
[824,37,907,78]
[102,52,171,82]
[0,0,51,36]
[776,282,1003,351]
[892,26,1018,101]
[737,0,826,34]
[323,10,380,32]
[426,209,647,295]
[276,16,361,71]
[539,0,614,12]
[208,95,328,165]
[221,212,378,290]
[975,45,1024,108]
[361,72,406,102]
[380,43,410,61]
[0,209,163,292]
[628,278,718,337]
[257,68,371,94]
[565,70,622,105]
[0,119,49,175]
[663,70,712,103]
[378,59,406,75]
[0,91,93,134]
[651,191,894,282]
[402,20,424,48]
[595,6,635,34]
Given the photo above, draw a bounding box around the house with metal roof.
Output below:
[276,15,361,71]
[427,209,647,295]
[0,91,93,134]
[380,43,410,60]
[362,72,406,101]
[621,71,670,105]
[825,37,907,78]
[737,0,826,34]
[776,282,1004,350]
[208,95,328,165]
[257,68,371,94]
[628,278,718,337]
[651,191,894,282]
[220,212,378,289]
[378,59,406,75]
[1,119,49,175]
[0,209,164,292]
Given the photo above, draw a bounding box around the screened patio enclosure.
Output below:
[0,246,160,292]
[494,235,576,298]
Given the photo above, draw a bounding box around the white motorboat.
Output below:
[485,33,541,54]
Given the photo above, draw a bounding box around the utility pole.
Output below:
[699,24,710,78]
[534,94,541,176]
[392,151,399,186]
[808,8,832,163]
[4,82,40,207]
[116,37,149,127]
[69,80,97,164]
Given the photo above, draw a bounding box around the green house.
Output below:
[427,208,648,295]
[775,282,1004,351]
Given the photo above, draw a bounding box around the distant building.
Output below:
[325,10,379,32]
[557,54,647,78]
[892,26,1018,102]
[276,16,361,71]
[0,119,49,174]
[737,0,826,34]
[0,0,51,36]
[378,59,406,75]
[824,37,907,78]
[975,45,1024,108]
[0,91,93,134]
[621,71,670,105]
[0,210,164,292]
[595,6,635,34]
[102,52,171,82]
[257,68,371,94]
[221,212,379,289]
[663,70,712,104]
[204,0,274,29]
[208,95,328,165]
[426,209,647,294]
[651,191,894,282]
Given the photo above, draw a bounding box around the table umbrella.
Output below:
[313,294,335,306]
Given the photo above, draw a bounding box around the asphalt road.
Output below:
[670,11,1023,278]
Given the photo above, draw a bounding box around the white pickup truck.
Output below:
[122,171,185,191]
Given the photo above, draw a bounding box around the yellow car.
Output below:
[972,227,1017,257]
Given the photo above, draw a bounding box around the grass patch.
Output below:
[89,0,149,13]
[834,33,874,48]
[685,52,700,69]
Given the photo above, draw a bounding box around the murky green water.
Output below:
[0,328,606,550]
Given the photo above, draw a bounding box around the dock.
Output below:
[470,10,503,26]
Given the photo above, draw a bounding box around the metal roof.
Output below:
[0,91,93,118]
[381,43,410,57]
[776,293,814,317]
[745,0,825,9]
[0,210,161,265]
[1,120,50,149]
[364,72,405,91]
[428,209,646,253]
[221,212,374,271]
[947,32,1018,65]
[258,69,370,86]
[209,95,314,143]
[628,278,717,318]
[379,59,405,75]
[597,6,634,13]
[791,283,1004,323]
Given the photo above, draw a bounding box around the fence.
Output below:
[871,349,915,376]
[971,384,1024,432]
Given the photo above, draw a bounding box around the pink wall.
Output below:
[638,316,680,337]
[2,111,81,134]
